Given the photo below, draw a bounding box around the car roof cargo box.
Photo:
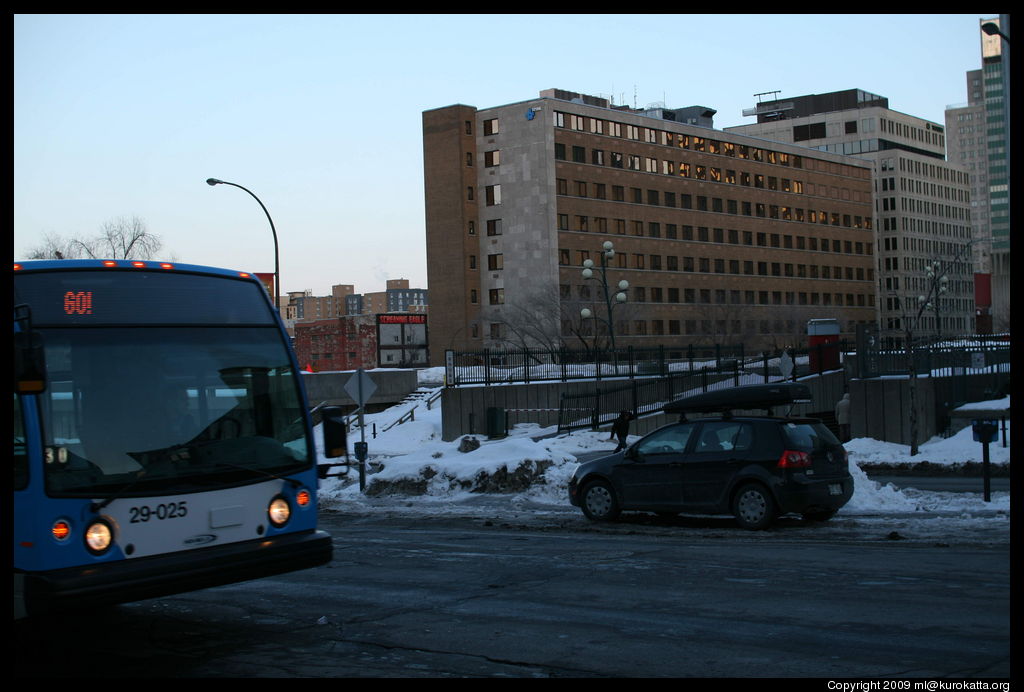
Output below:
[663,382,812,416]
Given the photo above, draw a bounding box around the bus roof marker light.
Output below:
[132,261,146,268]
[103,261,118,267]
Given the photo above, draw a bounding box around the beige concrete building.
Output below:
[423,89,879,366]
[726,89,975,340]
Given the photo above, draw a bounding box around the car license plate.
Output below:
[828,483,843,496]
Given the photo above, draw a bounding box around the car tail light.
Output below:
[777,449,812,468]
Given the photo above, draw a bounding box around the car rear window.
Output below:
[782,422,840,451]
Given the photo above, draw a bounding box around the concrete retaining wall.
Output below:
[439,372,848,442]
[301,369,419,410]
[850,373,1008,446]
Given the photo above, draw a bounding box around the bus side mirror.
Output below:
[321,406,348,459]
[14,330,47,394]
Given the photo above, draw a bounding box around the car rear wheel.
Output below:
[732,483,776,530]
[580,480,620,522]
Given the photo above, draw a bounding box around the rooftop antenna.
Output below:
[748,90,789,121]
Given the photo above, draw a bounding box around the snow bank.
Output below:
[315,388,1009,515]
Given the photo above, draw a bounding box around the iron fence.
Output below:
[857,333,1011,379]
[444,342,850,387]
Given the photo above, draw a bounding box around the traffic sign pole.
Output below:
[345,369,377,493]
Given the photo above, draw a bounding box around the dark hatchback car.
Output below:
[567,383,854,530]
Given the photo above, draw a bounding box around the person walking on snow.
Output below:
[609,410,635,452]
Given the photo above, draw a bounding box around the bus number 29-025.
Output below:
[129,501,188,523]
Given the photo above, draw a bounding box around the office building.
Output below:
[423,88,878,365]
[727,89,974,338]
[946,70,993,331]
[984,15,1010,331]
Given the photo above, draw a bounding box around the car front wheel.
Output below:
[732,483,776,530]
[580,480,621,522]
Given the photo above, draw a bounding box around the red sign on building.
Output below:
[254,272,275,299]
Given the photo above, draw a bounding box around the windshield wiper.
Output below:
[90,469,148,512]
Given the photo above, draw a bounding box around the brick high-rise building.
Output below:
[423,89,878,365]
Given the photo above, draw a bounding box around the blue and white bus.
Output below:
[13,259,339,618]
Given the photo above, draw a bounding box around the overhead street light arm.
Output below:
[981,22,1010,42]
[206,178,281,316]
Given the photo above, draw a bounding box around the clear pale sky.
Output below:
[13,13,995,297]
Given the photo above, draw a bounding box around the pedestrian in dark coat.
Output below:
[609,410,635,452]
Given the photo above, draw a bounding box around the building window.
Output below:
[483,118,499,135]
[487,219,502,236]
[484,150,500,167]
[487,254,503,271]
[485,185,501,206]
[488,288,504,305]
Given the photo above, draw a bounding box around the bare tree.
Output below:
[483,287,565,352]
[25,233,81,260]
[25,216,165,261]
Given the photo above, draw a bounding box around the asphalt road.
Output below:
[14,509,1011,679]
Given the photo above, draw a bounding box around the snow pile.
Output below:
[315,384,1009,516]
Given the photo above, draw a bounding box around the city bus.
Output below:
[13,259,337,618]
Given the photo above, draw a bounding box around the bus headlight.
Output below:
[84,519,114,555]
[268,496,291,528]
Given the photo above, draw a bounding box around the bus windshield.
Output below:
[39,326,310,496]
[14,268,311,497]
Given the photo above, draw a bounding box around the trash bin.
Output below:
[486,407,506,438]
[807,319,840,372]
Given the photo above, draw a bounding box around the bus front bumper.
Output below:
[15,529,333,618]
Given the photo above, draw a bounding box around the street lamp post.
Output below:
[580,240,629,353]
[902,259,952,456]
[917,261,950,341]
[206,178,281,315]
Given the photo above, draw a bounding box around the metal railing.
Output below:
[857,333,1011,379]
[445,341,850,387]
